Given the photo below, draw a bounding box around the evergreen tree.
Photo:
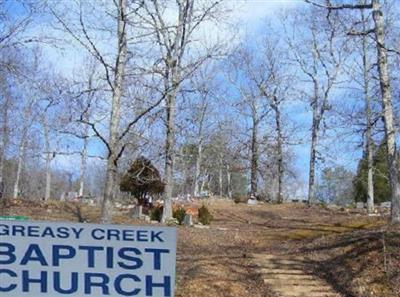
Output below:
[353,142,390,203]
[120,157,165,205]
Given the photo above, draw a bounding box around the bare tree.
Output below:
[179,67,218,197]
[360,7,375,214]
[135,0,226,221]
[99,0,128,223]
[51,0,165,223]
[227,34,295,202]
[0,81,11,198]
[0,1,37,73]
[0,1,42,199]
[226,44,270,197]
[13,97,38,199]
[258,44,293,204]
[284,6,348,204]
[305,0,400,223]
[247,36,294,203]
[339,5,378,214]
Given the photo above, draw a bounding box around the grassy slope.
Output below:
[1,198,398,297]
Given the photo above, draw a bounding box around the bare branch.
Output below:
[304,0,372,10]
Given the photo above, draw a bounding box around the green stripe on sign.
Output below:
[0,215,29,221]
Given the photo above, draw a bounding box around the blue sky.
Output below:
[21,0,369,194]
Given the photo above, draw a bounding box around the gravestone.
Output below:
[67,191,78,200]
[131,205,143,219]
[183,214,193,227]
[380,201,391,208]
[356,202,365,209]
[247,197,258,205]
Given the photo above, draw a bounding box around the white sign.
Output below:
[0,220,176,296]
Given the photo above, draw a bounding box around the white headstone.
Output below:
[380,201,391,208]
[247,198,258,205]
[356,202,365,209]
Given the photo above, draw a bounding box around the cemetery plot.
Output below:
[1,198,398,297]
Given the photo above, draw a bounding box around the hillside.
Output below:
[1,198,398,297]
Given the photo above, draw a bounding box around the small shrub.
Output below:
[319,201,328,209]
[256,193,268,201]
[165,217,179,226]
[173,206,186,225]
[150,206,163,222]
[233,193,247,204]
[198,205,213,225]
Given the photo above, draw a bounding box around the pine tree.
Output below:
[353,142,391,203]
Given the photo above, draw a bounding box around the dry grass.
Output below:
[1,198,398,297]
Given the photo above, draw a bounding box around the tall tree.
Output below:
[51,1,164,223]
[0,81,11,198]
[136,0,225,221]
[13,93,38,199]
[360,7,375,213]
[285,6,348,204]
[353,141,390,204]
[0,1,40,198]
[182,69,216,197]
[248,35,294,203]
[226,43,270,197]
[305,0,400,224]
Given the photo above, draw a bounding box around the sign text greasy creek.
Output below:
[0,220,177,296]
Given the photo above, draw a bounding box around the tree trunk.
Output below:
[200,170,206,194]
[0,94,9,198]
[273,102,284,203]
[250,119,258,196]
[100,0,127,224]
[194,100,206,197]
[162,90,176,223]
[308,98,319,204]
[226,164,232,199]
[183,156,189,194]
[43,118,51,201]
[361,9,375,214]
[307,32,323,205]
[79,136,88,197]
[194,142,202,196]
[13,140,25,199]
[219,155,223,196]
[102,160,117,222]
[45,158,51,201]
[372,0,400,223]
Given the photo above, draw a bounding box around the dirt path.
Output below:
[4,198,396,297]
[252,253,342,297]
